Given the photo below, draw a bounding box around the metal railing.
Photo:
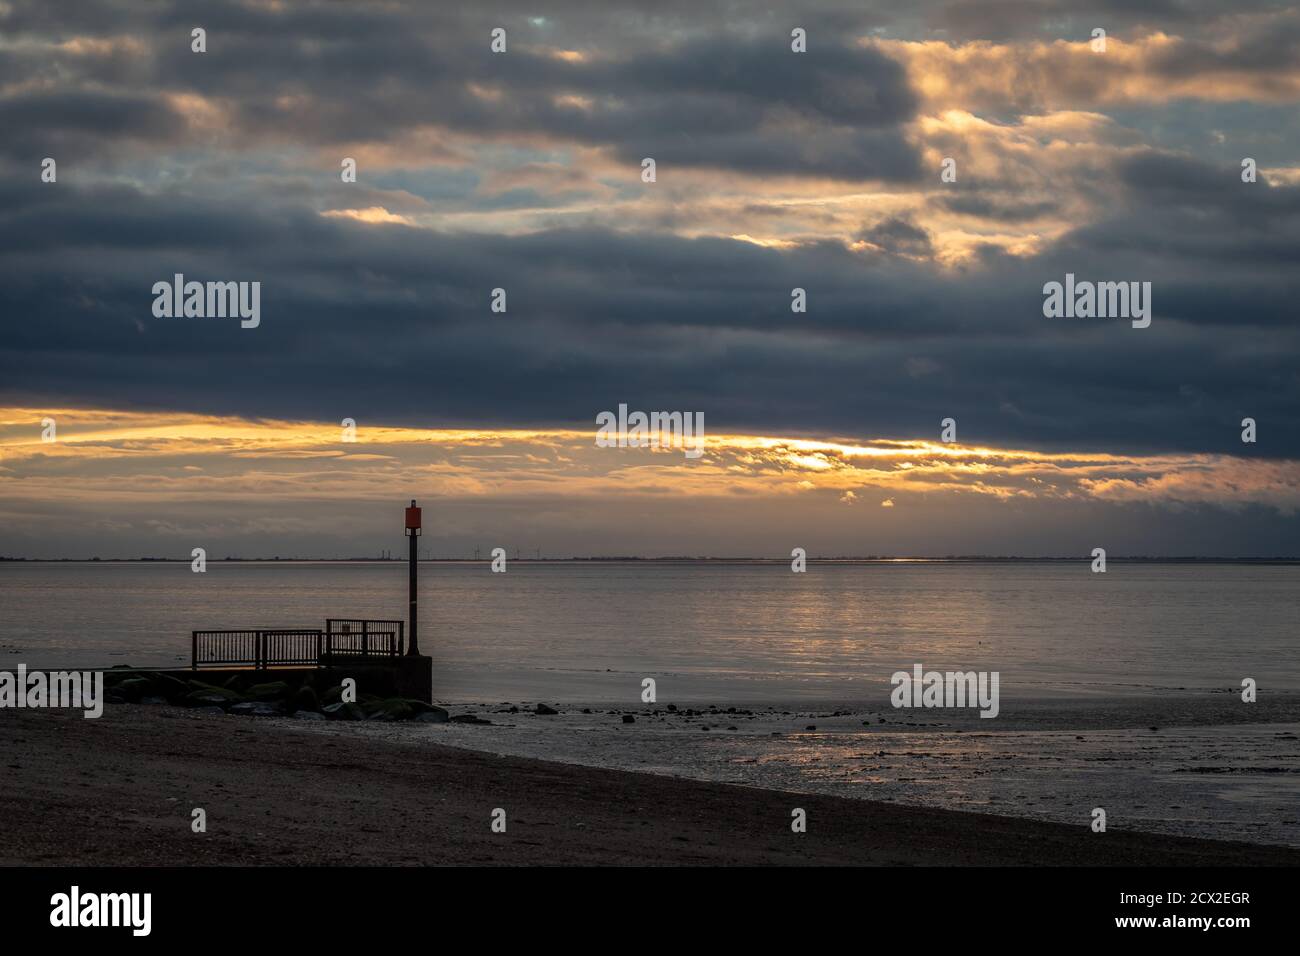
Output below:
[192,619,405,669]
[324,619,404,662]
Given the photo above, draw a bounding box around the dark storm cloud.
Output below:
[927,0,1289,42]
[0,1,922,182]
[857,217,934,256]
[1062,153,1300,276]
[936,195,1061,222]
[0,91,185,162]
[0,0,1297,471]
[1,160,1297,459]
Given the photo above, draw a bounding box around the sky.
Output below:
[0,0,1298,558]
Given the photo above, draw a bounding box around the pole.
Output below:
[404,499,423,656]
[408,520,419,656]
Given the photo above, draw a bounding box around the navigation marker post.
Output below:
[405,500,421,656]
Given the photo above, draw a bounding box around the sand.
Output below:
[2,704,1296,866]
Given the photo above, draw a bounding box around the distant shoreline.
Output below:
[4,556,1300,565]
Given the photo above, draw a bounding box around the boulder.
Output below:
[115,677,154,702]
[186,680,242,702]
[229,701,283,717]
[621,714,635,724]
[449,714,492,725]
[415,708,450,724]
[366,698,414,722]
[184,691,234,708]
[150,674,191,701]
[292,710,326,721]
[140,696,169,706]
[322,701,364,721]
[535,703,559,715]
[291,685,320,713]
[246,681,290,702]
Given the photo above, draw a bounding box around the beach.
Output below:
[4,561,1298,860]
[3,704,1296,867]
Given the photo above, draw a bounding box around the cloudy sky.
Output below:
[1,0,1298,557]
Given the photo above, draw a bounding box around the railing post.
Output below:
[256,630,264,670]
[191,631,198,670]
[362,620,369,658]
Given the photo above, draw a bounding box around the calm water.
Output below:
[2,560,1297,702]
[4,560,1298,844]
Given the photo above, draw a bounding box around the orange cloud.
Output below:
[1,407,1295,513]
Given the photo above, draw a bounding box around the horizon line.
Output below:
[3,555,1299,564]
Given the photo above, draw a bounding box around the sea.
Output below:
[3,559,1298,846]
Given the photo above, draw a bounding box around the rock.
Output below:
[142,673,190,701]
[292,685,320,712]
[184,691,233,708]
[229,701,283,717]
[416,708,450,723]
[186,681,242,702]
[193,706,226,717]
[805,725,817,731]
[292,710,326,721]
[449,714,492,725]
[115,677,154,702]
[140,696,168,706]
[322,701,364,721]
[621,714,635,724]
[536,703,558,715]
[366,698,414,722]
[666,703,677,712]
[247,681,290,702]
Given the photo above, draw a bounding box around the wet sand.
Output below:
[375,694,1300,848]
[4,706,1298,866]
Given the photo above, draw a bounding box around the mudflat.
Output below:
[2,706,1296,866]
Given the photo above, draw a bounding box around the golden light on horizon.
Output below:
[1,406,1296,514]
